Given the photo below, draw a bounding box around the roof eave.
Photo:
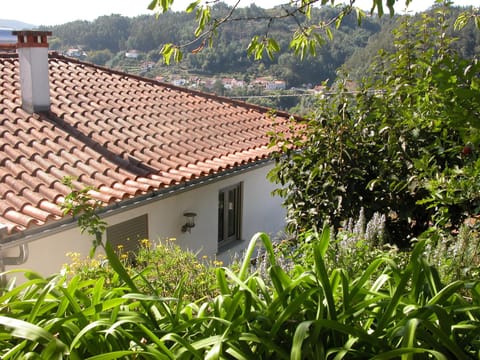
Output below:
[0,157,274,250]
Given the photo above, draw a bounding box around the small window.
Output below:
[218,183,242,243]
[106,214,148,256]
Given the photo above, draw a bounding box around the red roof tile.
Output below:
[0,51,295,238]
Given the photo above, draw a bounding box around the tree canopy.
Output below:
[147,0,478,63]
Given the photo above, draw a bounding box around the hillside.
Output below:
[20,4,480,111]
[0,19,36,30]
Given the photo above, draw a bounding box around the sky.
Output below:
[1,0,478,27]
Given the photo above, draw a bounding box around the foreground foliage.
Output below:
[1,229,479,358]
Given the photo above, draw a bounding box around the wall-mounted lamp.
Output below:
[181,212,197,233]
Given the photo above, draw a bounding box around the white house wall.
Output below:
[2,162,286,280]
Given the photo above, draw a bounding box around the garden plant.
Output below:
[0,222,479,358]
[269,5,479,242]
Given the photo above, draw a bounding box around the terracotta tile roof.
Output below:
[0,52,295,238]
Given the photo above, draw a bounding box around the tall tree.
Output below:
[269,4,479,240]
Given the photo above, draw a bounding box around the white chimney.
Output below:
[12,31,52,113]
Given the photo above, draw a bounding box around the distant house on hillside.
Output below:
[171,78,187,86]
[222,78,245,89]
[65,48,86,58]
[250,77,286,91]
[125,49,140,59]
[0,31,296,280]
[266,80,286,91]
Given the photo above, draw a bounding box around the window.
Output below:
[106,214,148,255]
[218,183,242,243]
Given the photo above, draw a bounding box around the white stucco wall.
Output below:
[1,162,286,280]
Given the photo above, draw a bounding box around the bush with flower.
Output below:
[62,236,223,302]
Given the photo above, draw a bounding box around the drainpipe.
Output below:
[0,244,29,286]
[0,224,29,285]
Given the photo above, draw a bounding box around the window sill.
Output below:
[217,238,244,254]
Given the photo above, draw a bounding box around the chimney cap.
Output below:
[12,30,52,49]
[12,30,52,36]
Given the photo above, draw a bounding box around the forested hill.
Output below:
[41,4,386,86]
[38,3,479,110]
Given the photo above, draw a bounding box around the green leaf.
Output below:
[86,351,144,360]
[147,0,158,10]
[371,348,448,360]
[103,241,139,293]
[186,0,200,13]
[268,38,280,52]
[291,320,313,360]
[401,318,420,350]
[247,36,260,59]
[317,224,330,258]
[325,27,333,41]
[454,13,469,30]
[0,316,67,352]
[313,241,336,321]
[161,43,175,65]
[427,281,464,306]
[238,232,275,280]
[374,0,384,17]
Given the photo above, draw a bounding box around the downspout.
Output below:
[0,245,29,285]
[0,224,29,285]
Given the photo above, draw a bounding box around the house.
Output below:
[65,48,88,58]
[125,49,140,59]
[249,77,286,91]
[265,80,286,91]
[0,31,295,279]
[171,78,187,87]
[222,78,245,90]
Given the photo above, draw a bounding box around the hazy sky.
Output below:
[1,0,478,27]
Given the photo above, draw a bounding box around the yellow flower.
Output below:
[91,260,100,267]
[66,252,80,259]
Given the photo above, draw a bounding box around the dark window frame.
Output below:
[218,182,243,244]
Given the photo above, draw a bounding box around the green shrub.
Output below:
[264,209,408,280]
[423,224,480,283]
[63,237,221,302]
[269,6,480,241]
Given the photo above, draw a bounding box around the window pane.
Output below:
[218,183,242,244]
[227,188,237,237]
[218,192,224,241]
